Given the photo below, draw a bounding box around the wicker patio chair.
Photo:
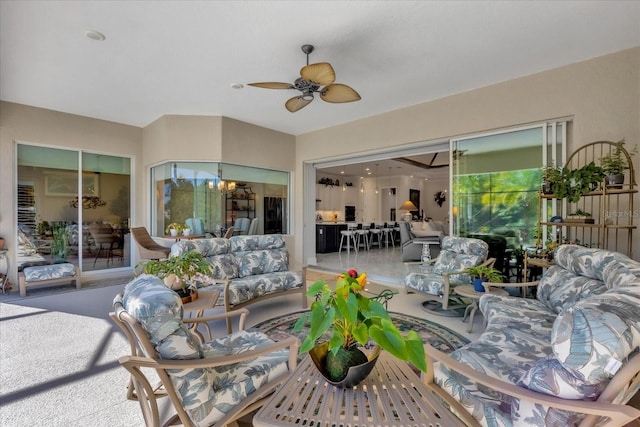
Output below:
[131,227,170,260]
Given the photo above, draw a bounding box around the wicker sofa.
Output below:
[424,245,640,426]
[170,235,306,325]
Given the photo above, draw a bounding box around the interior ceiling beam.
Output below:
[394,156,448,170]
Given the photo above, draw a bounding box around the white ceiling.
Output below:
[1,0,639,142]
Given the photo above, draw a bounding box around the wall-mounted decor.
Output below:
[434,190,447,207]
[45,173,99,197]
[409,189,420,214]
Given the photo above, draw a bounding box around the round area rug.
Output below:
[251,310,469,353]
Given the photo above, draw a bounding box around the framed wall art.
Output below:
[45,173,99,197]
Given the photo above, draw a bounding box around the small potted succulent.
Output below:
[137,252,213,303]
[294,270,426,387]
[599,139,637,189]
[464,265,503,292]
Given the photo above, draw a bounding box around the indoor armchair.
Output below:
[111,274,299,427]
[404,236,490,312]
[422,245,640,426]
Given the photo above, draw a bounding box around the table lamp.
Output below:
[398,200,418,221]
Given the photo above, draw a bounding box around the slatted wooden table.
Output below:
[253,350,466,427]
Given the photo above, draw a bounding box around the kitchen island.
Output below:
[316,222,347,253]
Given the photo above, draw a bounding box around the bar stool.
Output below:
[339,223,358,254]
[369,223,382,249]
[355,223,370,251]
[381,222,395,248]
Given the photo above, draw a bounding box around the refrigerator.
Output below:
[264,197,286,234]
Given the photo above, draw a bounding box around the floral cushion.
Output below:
[170,238,230,257]
[223,271,303,306]
[23,263,76,282]
[115,274,291,427]
[549,284,640,393]
[405,236,488,296]
[236,249,289,277]
[206,253,239,280]
[435,246,640,427]
[536,266,607,314]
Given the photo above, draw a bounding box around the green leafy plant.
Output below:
[137,251,213,293]
[464,265,503,283]
[541,162,562,193]
[294,271,426,380]
[50,221,69,261]
[553,162,605,203]
[599,139,637,176]
[569,209,591,218]
[165,222,185,234]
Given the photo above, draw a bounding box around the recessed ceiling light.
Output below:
[85,30,106,41]
[231,83,244,89]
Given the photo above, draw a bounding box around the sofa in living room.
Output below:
[422,244,640,426]
[169,234,306,330]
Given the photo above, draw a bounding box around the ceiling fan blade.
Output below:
[320,84,361,103]
[248,82,294,89]
[285,96,313,113]
[300,62,335,86]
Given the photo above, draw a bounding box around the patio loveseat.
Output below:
[170,235,306,329]
[423,244,640,426]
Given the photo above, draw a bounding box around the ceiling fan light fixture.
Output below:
[249,44,360,112]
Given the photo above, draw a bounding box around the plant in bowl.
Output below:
[599,139,637,188]
[137,252,213,303]
[464,265,503,292]
[165,222,184,236]
[294,270,426,386]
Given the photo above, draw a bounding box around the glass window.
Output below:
[451,123,567,248]
[150,162,289,236]
[17,145,132,273]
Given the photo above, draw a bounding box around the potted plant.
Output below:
[137,251,214,303]
[165,222,184,237]
[294,270,426,387]
[553,162,605,203]
[50,221,69,263]
[566,209,594,224]
[599,139,637,189]
[541,162,562,194]
[464,265,503,292]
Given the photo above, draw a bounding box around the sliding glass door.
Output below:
[16,144,131,273]
[450,122,567,248]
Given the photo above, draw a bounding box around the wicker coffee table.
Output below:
[253,350,466,427]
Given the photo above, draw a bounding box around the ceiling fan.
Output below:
[248,44,361,113]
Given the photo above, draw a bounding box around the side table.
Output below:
[253,351,467,427]
[454,284,508,333]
